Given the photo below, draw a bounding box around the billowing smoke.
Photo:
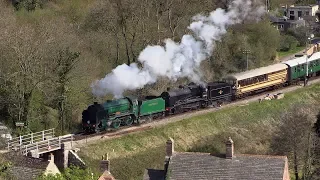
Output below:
[91,0,265,98]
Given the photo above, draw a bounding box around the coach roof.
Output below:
[309,51,320,61]
[224,63,287,81]
[282,55,307,67]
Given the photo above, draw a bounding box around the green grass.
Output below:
[79,83,320,180]
[277,46,305,58]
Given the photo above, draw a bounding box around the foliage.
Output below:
[0,0,292,136]
[0,155,13,179]
[12,0,48,11]
[287,26,307,46]
[311,112,320,179]
[270,104,317,180]
[79,83,320,180]
[37,165,99,180]
[209,20,280,78]
[279,35,299,51]
[277,46,305,58]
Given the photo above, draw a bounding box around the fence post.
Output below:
[36,142,38,153]
[19,136,22,146]
[31,133,33,144]
[48,139,50,151]
[25,145,27,156]
[42,131,45,141]
[71,135,73,147]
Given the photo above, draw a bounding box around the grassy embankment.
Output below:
[79,83,320,180]
[277,46,305,58]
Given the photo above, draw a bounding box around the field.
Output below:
[78,83,320,180]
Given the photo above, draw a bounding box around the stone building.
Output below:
[144,137,290,180]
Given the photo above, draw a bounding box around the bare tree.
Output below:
[270,104,317,180]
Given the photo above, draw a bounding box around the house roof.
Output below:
[269,15,289,23]
[168,152,287,180]
[2,152,50,180]
[223,63,287,81]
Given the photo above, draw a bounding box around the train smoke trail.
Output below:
[91,0,265,98]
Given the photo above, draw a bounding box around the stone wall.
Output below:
[68,150,86,169]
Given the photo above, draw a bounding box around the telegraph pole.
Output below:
[304,22,314,86]
[243,49,251,71]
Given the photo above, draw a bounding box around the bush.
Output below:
[279,35,299,51]
[37,165,99,180]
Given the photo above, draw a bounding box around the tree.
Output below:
[270,104,317,180]
[52,48,80,134]
[279,35,299,51]
[310,111,320,179]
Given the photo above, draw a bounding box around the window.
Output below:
[294,67,297,72]
[238,74,268,86]
[298,11,302,17]
[290,11,294,15]
[278,24,284,29]
[306,11,310,16]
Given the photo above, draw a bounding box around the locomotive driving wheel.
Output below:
[124,117,133,126]
[112,119,121,129]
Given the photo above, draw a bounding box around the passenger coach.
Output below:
[223,63,288,98]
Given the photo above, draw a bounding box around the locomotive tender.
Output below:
[82,51,320,133]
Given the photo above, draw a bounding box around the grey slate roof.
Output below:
[3,152,49,180]
[168,152,287,180]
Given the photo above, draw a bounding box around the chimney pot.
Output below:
[226,137,234,159]
[166,138,174,157]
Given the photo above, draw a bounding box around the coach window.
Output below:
[294,67,297,72]
[297,66,300,72]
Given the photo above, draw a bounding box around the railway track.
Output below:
[72,76,320,147]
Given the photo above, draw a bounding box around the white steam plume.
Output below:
[91,0,265,98]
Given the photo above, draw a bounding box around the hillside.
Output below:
[78,83,320,179]
[0,0,285,135]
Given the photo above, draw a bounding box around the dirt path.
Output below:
[72,78,320,148]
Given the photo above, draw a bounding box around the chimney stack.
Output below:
[166,138,174,157]
[226,137,234,159]
[100,153,110,173]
